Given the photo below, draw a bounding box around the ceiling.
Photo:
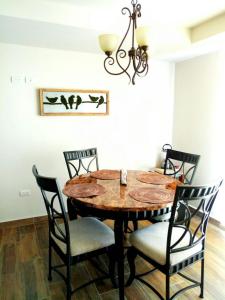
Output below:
[0,0,225,60]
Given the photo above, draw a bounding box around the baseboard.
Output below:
[0,215,48,229]
[0,212,224,231]
[189,206,225,231]
[209,217,225,231]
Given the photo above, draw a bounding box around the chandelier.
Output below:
[98,0,149,85]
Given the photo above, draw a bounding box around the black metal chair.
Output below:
[63,148,99,220]
[164,149,200,184]
[151,149,200,222]
[127,179,223,300]
[32,165,115,300]
[63,148,99,179]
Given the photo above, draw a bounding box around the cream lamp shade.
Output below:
[135,26,149,47]
[98,34,119,53]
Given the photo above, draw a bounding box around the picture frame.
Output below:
[39,88,109,116]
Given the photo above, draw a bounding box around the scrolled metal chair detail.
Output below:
[164,149,200,184]
[63,148,99,179]
[127,179,223,300]
[63,147,100,220]
[32,165,115,300]
[151,149,200,223]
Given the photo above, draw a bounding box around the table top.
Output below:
[63,170,178,212]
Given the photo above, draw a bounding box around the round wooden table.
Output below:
[63,170,177,300]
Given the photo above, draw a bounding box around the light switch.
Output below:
[19,189,31,197]
[10,75,24,84]
[25,76,32,83]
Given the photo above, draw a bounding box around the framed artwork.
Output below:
[39,88,109,116]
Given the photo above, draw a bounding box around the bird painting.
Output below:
[68,95,75,109]
[96,96,105,108]
[89,95,99,102]
[76,95,82,110]
[60,95,69,109]
[46,96,58,103]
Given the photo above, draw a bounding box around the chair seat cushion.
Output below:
[130,222,202,266]
[52,217,114,256]
[150,212,172,222]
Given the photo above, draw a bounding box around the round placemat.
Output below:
[64,183,106,198]
[136,172,175,185]
[90,169,120,180]
[66,176,97,185]
[129,187,174,203]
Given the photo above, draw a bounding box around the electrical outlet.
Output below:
[19,189,31,197]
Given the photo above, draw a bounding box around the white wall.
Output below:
[173,50,225,223]
[0,43,175,222]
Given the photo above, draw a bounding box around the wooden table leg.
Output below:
[114,218,124,300]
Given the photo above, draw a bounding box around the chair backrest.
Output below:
[63,147,99,179]
[32,165,70,252]
[166,179,223,266]
[164,149,200,184]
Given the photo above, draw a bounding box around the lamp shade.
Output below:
[98,34,119,53]
[135,26,149,46]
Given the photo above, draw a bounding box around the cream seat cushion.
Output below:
[130,222,202,266]
[52,217,114,256]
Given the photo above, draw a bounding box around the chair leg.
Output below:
[124,221,138,233]
[124,220,129,233]
[48,239,52,281]
[126,247,137,286]
[200,258,204,298]
[166,274,170,300]
[66,258,72,300]
[108,246,117,288]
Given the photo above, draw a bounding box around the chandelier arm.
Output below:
[112,6,132,81]
[132,70,137,85]
[118,7,132,51]
[134,48,148,74]
[103,55,132,79]
[130,48,142,84]
[131,55,142,84]
[140,53,148,74]
[116,50,132,82]
[132,50,148,81]
[137,64,148,77]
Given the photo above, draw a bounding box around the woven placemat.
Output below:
[66,176,97,185]
[64,183,106,198]
[90,169,120,180]
[136,172,175,185]
[129,187,174,203]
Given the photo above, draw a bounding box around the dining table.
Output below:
[63,169,179,300]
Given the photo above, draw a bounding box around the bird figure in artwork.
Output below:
[96,96,105,108]
[75,95,82,110]
[89,95,99,102]
[60,95,69,109]
[68,95,75,109]
[46,96,58,103]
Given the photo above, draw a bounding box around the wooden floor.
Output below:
[0,219,225,300]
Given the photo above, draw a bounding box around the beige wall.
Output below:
[0,43,175,222]
[173,51,225,223]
